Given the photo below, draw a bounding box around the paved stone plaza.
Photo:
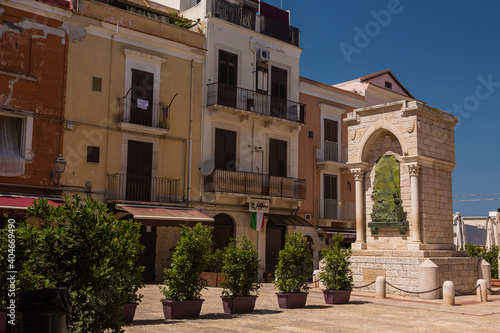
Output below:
[124,283,500,332]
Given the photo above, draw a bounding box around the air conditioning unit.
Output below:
[257,49,270,62]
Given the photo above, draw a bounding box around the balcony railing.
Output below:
[317,142,348,163]
[317,199,355,221]
[204,169,306,199]
[212,0,256,30]
[207,83,305,123]
[106,173,180,203]
[260,15,300,47]
[118,98,169,129]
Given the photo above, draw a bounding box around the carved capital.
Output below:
[353,170,365,182]
[408,165,421,177]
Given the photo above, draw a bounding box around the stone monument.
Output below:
[344,100,480,297]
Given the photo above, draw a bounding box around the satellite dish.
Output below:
[200,160,215,176]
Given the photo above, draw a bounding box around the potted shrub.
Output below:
[159,223,213,319]
[119,267,144,324]
[274,232,313,309]
[319,233,353,304]
[220,235,262,314]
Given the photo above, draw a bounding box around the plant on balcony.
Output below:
[319,233,353,304]
[274,232,312,308]
[220,235,262,314]
[170,11,191,28]
[159,223,213,319]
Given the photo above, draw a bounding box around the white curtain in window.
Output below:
[0,115,25,176]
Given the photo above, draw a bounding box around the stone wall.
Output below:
[351,256,479,297]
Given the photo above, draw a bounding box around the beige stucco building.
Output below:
[62,0,208,282]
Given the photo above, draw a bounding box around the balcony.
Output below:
[204,169,306,200]
[317,199,355,221]
[207,83,305,123]
[212,0,256,30]
[117,98,169,135]
[317,142,348,166]
[260,15,300,47]
[106,173,180,203]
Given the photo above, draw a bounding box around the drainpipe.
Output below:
[249,37,256,171]
[188,59,195,202]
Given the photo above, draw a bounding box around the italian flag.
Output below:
[250,212,265,231]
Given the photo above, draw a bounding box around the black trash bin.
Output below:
[20,287,72,333]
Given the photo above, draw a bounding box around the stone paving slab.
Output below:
[124,283,500,333]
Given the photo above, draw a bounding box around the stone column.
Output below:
[409,165,421,243]
[353,170,366,250]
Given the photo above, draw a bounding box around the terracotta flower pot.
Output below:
[220,295,258,314]
[276,292,308,309]
[201,272,218,287]
[322,290,351,304]
[162,299,204,319]
[121,302,138,324]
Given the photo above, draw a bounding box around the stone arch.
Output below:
[355,120,407,163]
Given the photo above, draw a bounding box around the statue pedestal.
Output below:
[351,249,479,298]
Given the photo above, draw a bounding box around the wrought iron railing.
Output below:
[106,173,180,203]
[212,0,256,30]
[204,169,306,199]
[317,199,355,221]
[317,142,348,163]
[118,97,169,129]
[260,15,300,47]
[207,83,305,123]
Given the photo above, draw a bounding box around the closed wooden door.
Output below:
[126,140,153,201]
[271,66,287,118]
[138,226,156,282]
[218,50,238,108]
[131,69,154,126]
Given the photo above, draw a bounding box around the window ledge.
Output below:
[0,69,37,82]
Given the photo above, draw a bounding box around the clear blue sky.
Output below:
[264,0,500,216]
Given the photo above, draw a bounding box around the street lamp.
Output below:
[50,154,66,185]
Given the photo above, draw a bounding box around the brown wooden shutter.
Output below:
[269,139,287,177]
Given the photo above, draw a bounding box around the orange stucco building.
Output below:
[298,77,364,259]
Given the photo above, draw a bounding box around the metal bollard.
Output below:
[477,279,488,302]
[442,281,455,306]
[376,276,386,299]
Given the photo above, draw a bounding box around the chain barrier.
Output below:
[353,281,376,289]
[455,284,480,296]
[385,281,442,295]
[487,287,500,295]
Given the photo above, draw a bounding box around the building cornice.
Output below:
[300,80,365,109]
[85,23,205,63]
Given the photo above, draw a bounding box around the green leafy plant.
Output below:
[221,235,262,297]
[319,234,353,291]
[13,195,144,332]
[463,243,499,279]
[170,11,191,28]
[159,223,213,301]
[274,232,313,293]
[206,248,224,273]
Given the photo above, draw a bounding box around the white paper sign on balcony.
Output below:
[249,199,269,213]
[137,98,149,110]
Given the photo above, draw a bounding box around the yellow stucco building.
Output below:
[62,0,209,282]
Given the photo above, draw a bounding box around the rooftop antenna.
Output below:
[281,0,282,9]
